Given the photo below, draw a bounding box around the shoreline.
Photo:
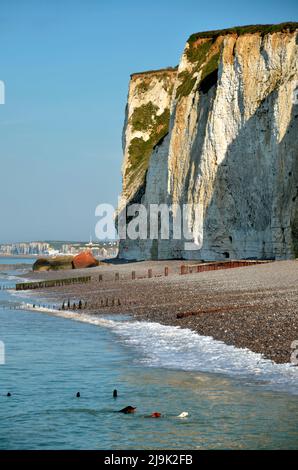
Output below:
[17,300,298,398]
[18,259,298,365]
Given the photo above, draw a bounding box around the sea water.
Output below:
[0,258,297,449]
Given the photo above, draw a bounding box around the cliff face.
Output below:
[118,23,298,260]
[120,68,177,207]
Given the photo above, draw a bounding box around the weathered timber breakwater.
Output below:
[15,276,91,291]
[18,259,298,364]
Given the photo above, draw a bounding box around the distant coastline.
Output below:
[0,240,118,259]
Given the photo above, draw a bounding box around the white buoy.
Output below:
[177,412,189,418]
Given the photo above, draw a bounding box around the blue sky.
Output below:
[0,0,297,242]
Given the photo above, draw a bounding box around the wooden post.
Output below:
[148,268,152,278]
[115,272,119,281]
[99,274,103,282]
[181,265,188,275]
[132,271,136,280]
[164,266,169,277]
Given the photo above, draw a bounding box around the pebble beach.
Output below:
[19,259,298,364]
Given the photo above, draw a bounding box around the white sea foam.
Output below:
[21,303,298,395]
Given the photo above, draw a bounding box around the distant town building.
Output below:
[0,242,50,255]
[0,240,118,259]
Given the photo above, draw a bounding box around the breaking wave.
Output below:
[21,304,298,395]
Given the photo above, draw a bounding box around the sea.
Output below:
[0,257,297,449]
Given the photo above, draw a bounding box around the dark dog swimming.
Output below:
[118,406,136,414]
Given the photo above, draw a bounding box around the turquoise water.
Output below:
[0,261,297,449]
[0,257,35,265]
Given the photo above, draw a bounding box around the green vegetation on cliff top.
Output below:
[126,105,170,189]
[135,72,176,95]
[185,38,213,64]
[188,22,298,44]
[178,22,297,98]
[130,66,178,77]
[176,47,220,99]
[130,102,159,132]
[176,71,197,98]
[200,51,220,83]
[125,22,298,187]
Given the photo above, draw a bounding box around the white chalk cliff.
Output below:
[118,23,298,260]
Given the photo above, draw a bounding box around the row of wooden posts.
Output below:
[61,299,87,310]
[180,260,262,275]
[15,276,92,291]
[60,297,135,310]
[8,260,265,291]
[88,298,134,308]
[99,266,170,282]
[97,260,261,282]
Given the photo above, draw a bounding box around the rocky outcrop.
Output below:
[72,251,99,269]
[33,252,99,271]
[118,23,298,261]
[33,256,74,271]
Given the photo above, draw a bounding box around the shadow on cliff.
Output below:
[195,88,298,260]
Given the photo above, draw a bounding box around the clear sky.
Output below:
[0,0,297,243]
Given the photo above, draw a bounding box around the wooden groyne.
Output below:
[180,260,269,275]
[15,276,91,291]
[96,260,271,283]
